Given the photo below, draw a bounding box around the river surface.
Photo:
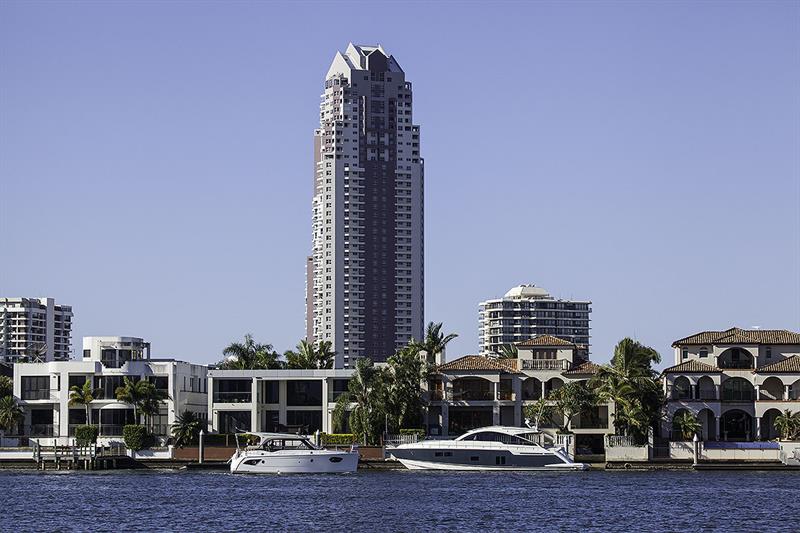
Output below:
[3,469,799,532]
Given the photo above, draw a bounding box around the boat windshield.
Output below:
[457,431,535,445]
[262,438,316,451]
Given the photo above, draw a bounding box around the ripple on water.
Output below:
[2,469,799,532]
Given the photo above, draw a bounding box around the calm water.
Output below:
[3,469,799,532]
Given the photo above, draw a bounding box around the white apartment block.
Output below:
[479,285,591,356]
[663,327,800,442]
[307,43,424,368]
[0,297,73,362]
[12,336,207,441]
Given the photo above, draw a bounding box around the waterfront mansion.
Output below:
[663,327,800,441]
[424,334,614,454]
[12,336,208,441]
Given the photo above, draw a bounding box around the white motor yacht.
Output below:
[390,426,588,471]
[229,432,359,474]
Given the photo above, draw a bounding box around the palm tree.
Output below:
[672,411,701,440]
[497,344,518,359]
[332,358,386,444]
[522,397,556,429]
[69,380,103,425]
[219,334,283,369]
[384,346,428,431]
[115,377,150,423]
[0,396,23,435]
[0,376,12,398]
[414,322,458,364]
[591,338,663,442]
[549,381,597,432]
[139,384,170,433]
[285,340,335,370]
[774,410,800,441]
[171,410,202,447]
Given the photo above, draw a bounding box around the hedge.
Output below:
[74,425,99,446]
[122,425,155,451]
[399,428,426,439]
[320,433,357,446]
[203,433,259,446]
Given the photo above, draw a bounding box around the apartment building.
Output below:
[663,327,800,441]
[12,336,207,440]
[307,43,424,368]
[0,297,73,362]
[478,285,591,355]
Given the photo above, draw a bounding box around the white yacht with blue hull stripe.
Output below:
[390,426,588,471]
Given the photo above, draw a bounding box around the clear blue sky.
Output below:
[1,1,798,367]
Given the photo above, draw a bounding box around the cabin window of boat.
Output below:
[468,432,531,445]
[265,439,313,451]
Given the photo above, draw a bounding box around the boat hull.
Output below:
[396,457,588,471]
[230,450,359,474]
[390,446,587,471]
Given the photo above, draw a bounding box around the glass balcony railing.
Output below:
[213,392,252,403]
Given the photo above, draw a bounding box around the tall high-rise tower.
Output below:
[306,44,424,368]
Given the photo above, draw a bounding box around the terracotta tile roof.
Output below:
[755,356,800,374]
[672,327,800,347]
[436,355,521,374]
[516,335,575,347]
[562,360,601,376]
[662,360,721,374]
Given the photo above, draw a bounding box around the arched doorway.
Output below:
[671,408,693,440]
[791,379,800,401]
[721,378,754,402]
[718,348,754,370]
[760,377,784,401]
[521,377,542,400]
[761,409,783,440]
[697,376,716,401]
[721,409,753,441]
[544,377,564,398]
[672,377,692,400]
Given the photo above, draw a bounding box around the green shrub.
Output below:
[320,433,357,446]
[399,428,426,439]
[74,425,99,446]
[203,433,257,447]
[122,425,155,451]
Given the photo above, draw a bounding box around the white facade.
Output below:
[207,368,354,434]
[12,336,207,441]
[0,297,73,362]
[307,43,424,368]
[478,285,591,355]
